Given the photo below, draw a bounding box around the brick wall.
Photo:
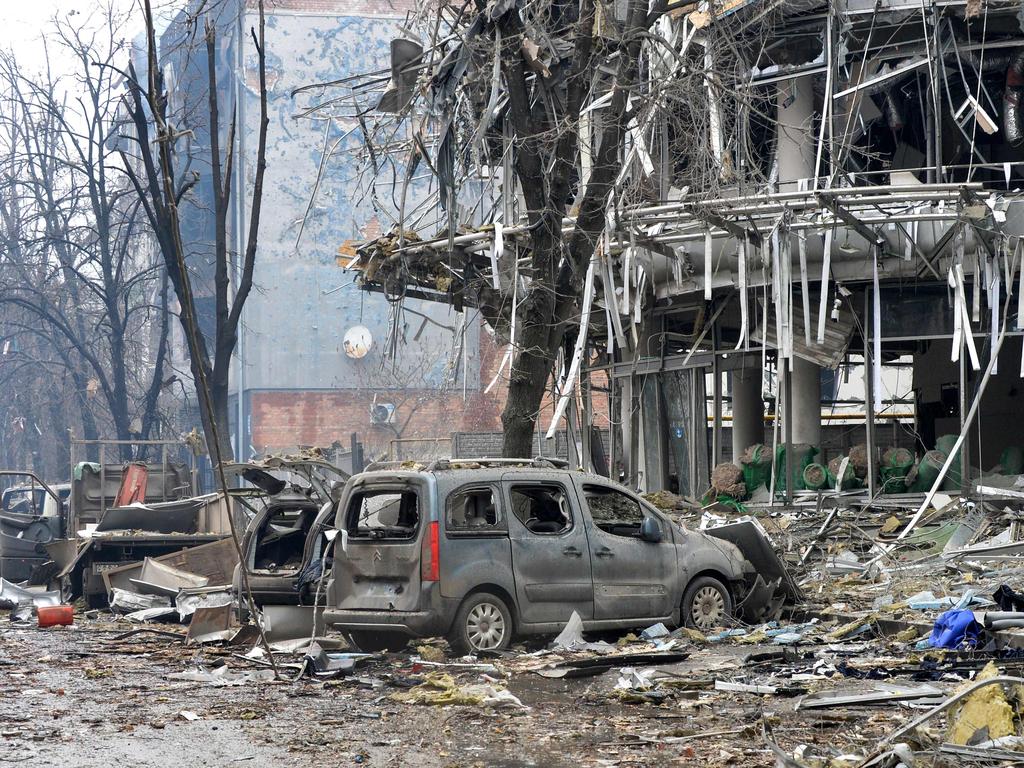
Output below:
[251,323,506,458]
[249,323,613,459]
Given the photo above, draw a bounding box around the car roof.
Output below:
[353,462,621,488]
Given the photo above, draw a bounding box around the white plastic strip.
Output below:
[1018,240,1024,331]
[735,239,748,350]
[704,232,713,301]
[546,256,597,439]
[761,275,769,376]
[630,268,638,325]
[605,302,614,355]
[817,230,832,344]
[991,261,1000,375]
[798,233,811,347]
[950,267,962,364]
[489,221,503,290]
[603,258,627,351]
[484,270,518,394]
[955,265,982,371]
[622,247,632,316]
[484,347,512,394]
[972,248,982,324]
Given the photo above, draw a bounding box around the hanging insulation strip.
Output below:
[545,255,597,439]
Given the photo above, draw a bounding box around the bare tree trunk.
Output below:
[120,0,270,464]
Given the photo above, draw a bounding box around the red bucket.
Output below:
[37,605,74,628]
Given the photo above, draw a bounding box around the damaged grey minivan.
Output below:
[325,459,787,654]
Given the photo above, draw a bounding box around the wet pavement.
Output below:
[0,617,914,767]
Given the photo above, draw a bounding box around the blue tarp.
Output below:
[928,608,982,649]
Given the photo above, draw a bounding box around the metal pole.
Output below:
[99,444,106,518]
[580,371,593,473]
[608,368,618,481]
[628,375,640,489]
[864,290,877,499]
[712,323,723,466]
[235,0,247,464]
[783,361,793,504]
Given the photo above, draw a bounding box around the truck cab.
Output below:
[0,473,69,583]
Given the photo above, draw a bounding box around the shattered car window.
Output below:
[510,485,571,535]
[2,488,43,515]
[347,490,419,540]
[252,505,318,571]
[447,487,504,534]
[583,485,649,538]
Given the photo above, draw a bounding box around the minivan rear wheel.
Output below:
[347,630,408,653]
[682,576,732,631]
[448,593,512,655]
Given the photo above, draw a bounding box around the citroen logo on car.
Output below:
[373,549,382,562]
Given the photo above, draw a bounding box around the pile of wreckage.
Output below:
[0,451,349,649]
[8,447,1024,764]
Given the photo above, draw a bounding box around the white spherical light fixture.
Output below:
[343,325,373,359]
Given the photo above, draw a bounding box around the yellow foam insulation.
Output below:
[947,662,1015,745]
[879,516,901,535]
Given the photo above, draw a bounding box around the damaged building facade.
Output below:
[157,0,504,463]
[347,0,1024,504]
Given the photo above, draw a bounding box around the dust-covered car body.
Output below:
[229,458,348,610]
[324,459,788,654]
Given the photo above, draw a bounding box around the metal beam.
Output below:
[816,194,886,250]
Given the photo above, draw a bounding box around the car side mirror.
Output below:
[640,517,662,543]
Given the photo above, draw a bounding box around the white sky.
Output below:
[0,1,177,76]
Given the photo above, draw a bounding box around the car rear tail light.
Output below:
[421,520,440,582]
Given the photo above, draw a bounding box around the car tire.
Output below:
[448,592,513,656]
[347,630,409,653]
[682,575,732,631]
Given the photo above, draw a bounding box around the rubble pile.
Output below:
[6,453,1024,765]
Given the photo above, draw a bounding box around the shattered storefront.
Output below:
[338,0,1024,509]
[590,0,1024,504]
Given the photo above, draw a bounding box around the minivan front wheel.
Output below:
[449,593,512,655]
[682,576,732,631]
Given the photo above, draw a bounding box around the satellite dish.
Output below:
[343,325,373,359]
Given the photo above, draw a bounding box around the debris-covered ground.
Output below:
[6,559,1024,768]
[0,617,901,768]
[8,458,1024,767]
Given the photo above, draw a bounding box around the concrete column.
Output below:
[731,366,764,462]
[790,356,822,447]
[777,78,815,187]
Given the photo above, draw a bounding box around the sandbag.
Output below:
[739,443,772,493]
[879,447,915,493]
[802,462,829,491]
[827,455,861,490]
[774,443,818,493]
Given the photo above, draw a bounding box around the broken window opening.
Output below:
[583,485,658,539]
[251,503,319,572]
[446,486,505,534]
[346,489,419,540]
[510,485,572,535]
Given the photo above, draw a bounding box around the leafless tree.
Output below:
[118,0,270,462]
[323,0,752,457]
[0,5,174,462]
